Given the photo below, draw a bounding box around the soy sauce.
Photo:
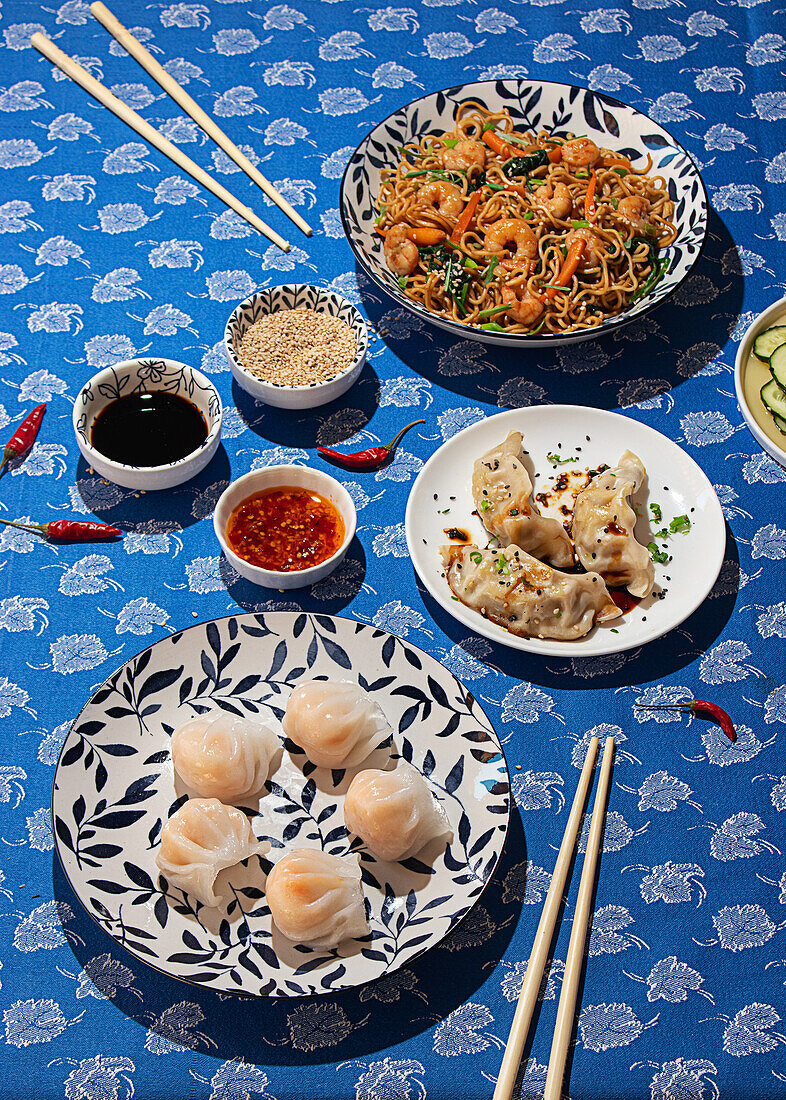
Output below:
[91,392,208,467]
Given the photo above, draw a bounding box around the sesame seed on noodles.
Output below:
[238,309,357,387]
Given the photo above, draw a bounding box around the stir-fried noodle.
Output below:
[376,101,677,335]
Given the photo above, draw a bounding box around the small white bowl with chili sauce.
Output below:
[223,284,368,410]
[73,358,222,490]
[213,466,357,589]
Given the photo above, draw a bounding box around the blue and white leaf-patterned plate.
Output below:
[340,79,708,348]
[52,613,510,998]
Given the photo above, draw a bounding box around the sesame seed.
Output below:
[237,309,356,387]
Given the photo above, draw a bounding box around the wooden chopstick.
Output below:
[89,2,312,238]
[30,33,290,252]
[543,736,615,1100]
[492,736,599,1100]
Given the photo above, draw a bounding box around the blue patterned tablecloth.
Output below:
[0,1,785,1097]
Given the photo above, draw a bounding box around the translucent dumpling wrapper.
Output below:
[265,849,369,949]
[571,449,655,598]
[171,712,280,801]
[155,797,269,908]
[441,542,620,640]
[281,680,392,769]
[344,760,453,862]
[472,431,574,567]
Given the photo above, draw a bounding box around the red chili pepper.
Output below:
[0,404,46,473]
[634,699,736,742]
[0,517,122,541]
[317,419,425,471]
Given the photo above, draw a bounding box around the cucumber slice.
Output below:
[753,325,786,362]
[770,344,786,389]
[760,378,786,419]
[773,412,786,436]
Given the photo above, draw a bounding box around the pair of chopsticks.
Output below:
[31,3,312,252]
[493,736,615,1100]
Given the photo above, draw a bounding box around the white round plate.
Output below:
[405,407,725,657]
[52,613,509,998]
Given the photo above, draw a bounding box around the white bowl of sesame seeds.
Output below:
[223,284,368,410]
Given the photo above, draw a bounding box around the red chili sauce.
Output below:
[226,487,345,572]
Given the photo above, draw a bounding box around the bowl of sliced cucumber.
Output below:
[735,295,786,468]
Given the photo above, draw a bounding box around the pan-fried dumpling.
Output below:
[572,450,654,598]
[282,680,391,769]
[171,713,280,801]
[441,543,620,640]
[472,431,574,567]
[265,849,369,948]
[155,798,269,907]
[344,760,452,862]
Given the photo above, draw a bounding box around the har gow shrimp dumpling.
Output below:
[155,798,269,908]
[282,680,391,769]
[344,760,453,862]
[265,849,369,948]
[171,712,280,801]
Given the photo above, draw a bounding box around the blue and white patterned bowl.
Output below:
[224,284,368,409]
[73,358,222,491]
[340,80,708,348]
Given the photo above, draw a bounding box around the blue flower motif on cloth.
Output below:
[694,66,746,93]
[638,862,706,905]
[371,62,420,90]
[437,406,485,440]
[374,450,422,482]
[423,33,475,60]
[212,145,262,174]
[0,766,26,807]
[84,334,136,367]
[115,598,168,635]
[35,237,87,267]
[41,174,97,203]
[673,275,719,306]
[37,720,71,766]
[709,812,779,860]
[320,146,355,179]
[0,139,46,169]
[0,200,40,233]
[588,905,648,956]
[0,596,49,634]
[340,1058,426,1100]
[760,607,786,642]
[210,212,253,240]
[746,33,786,65]
[751,523,786,560]
[13,901,74,952]
[712,183,763,212]
[502,860,552,906]
[213,86,264,117]
[264,119,311,146]
[581,10,633,33]
[287,1003,353,1051]
[212,29,261,55]
[103,143,157,175]
[319,32,372,62]
[205,269,256,301]
[27,303,84,335]
[533,33,589,63]
[0,678,34,719]
[371,600,427,637]
[500,958,564,1002]
[49,633,111,675]
[578,1002,643,1052]
[201,341,229,373]
[645,957,710,1003]
[185,556,226,594]
[70,954,142,1002]
[139,304,196,337]
[432,1003,499,1057]
[587,65,638,93]
[96,204,152,234]
[680,411,735,446]
[497,377,547,408]
[570,725,639,768]
[153,177,203,206]
[199,1058,272,1100]
[646,1059,718,1100]
[56,556,122,597]
[511,771,565,813]
[319,87,374,116]
[437,342,492,377]
[701,724,766,766]
[366,8,419,32]
[500,682,563,725]
[579,810,637,854]
[753,92,786,122]
[553,343,610,374]
[0,80,52,112]
[722,1004,786,1056]
[370,524,408,558]
[439,638,493,680]
[26,807,53,851]
[699,639,760,683]
[62,1056,135,1100]
[159,118,200,144]
[711,904,778,951]
[160,4,210,30]
[685,10,730,35]
[262,60,316,89]
[704,123,749,152]
[0,264,31,295]
[636,771,698,813]
[90,269,146,303]
[3,998,75,1047]
[249,447,308,470]
[143,1001,213,1055]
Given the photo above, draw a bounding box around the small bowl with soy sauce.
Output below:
[73,358,223,490]
[213,466,356,589]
